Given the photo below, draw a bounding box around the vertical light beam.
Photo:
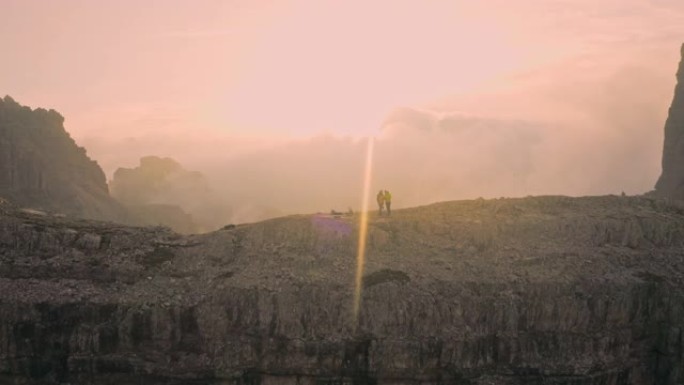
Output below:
[353,136,375,323]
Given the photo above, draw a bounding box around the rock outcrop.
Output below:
[0,96,125,221]
[2,195,684,384]
[110,156,230,233]
[655,43,684,199]
[110,156,208,207]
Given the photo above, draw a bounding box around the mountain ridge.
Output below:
[0,95,126,222]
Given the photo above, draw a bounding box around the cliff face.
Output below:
[0,96,125,221]
[1,195,684,384]
[655,43,684,198]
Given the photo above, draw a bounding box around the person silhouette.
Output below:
[384,190,392,216]
[376,190,385,215]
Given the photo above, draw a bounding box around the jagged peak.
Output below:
[0,96,123,221]
[2,95,17,105]
[1,95,65,124]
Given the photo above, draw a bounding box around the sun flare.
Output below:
[353,136,375,323]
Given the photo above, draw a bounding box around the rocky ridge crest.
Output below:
[0,96,125,222]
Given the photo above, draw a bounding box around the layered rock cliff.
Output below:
[0,96,125,222]
[655,43,684,199]
[1,195,684,384]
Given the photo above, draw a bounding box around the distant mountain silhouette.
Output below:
[0,96,202,232]
[111,156,232,233]
[0,95,126,221]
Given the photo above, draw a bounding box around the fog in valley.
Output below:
[4,0,684,230]
[93,57,676,230]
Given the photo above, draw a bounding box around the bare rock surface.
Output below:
[1,195,684,384]
[655,43,684,199]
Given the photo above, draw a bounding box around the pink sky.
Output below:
[2,0,684,176]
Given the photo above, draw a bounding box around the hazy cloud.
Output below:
[3,0,682,226]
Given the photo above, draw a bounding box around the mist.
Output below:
[79,50,674,230]
[4,1,679,229]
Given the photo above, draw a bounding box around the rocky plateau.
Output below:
[2,195,684,384]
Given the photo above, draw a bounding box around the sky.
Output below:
[2,0,684,224]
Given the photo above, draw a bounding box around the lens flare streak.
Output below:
[353,137,375,323]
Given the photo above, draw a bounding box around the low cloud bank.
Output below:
[96,52,674,228]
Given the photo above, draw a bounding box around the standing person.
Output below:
[384,190,392,216]
[376,190,385,215]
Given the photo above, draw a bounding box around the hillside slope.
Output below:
[1,195,684,384]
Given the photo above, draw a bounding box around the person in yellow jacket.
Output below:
[376,190,385,215]
[384,190,392,216]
